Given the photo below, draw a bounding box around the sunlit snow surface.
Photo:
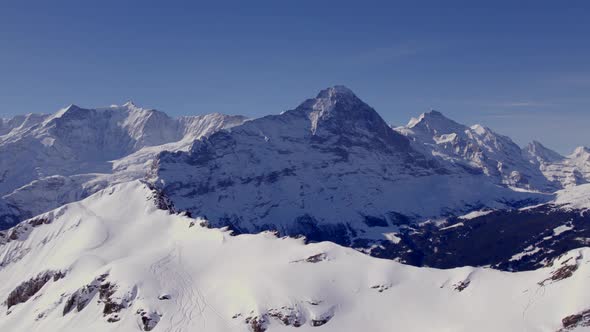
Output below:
[1,181,589,332]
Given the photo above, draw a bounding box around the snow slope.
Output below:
[554,183,590,211]
[0,181,588,332]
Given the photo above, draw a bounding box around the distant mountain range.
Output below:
[1,86,590,331]
[0,102,246,227]
[1,86,589,256]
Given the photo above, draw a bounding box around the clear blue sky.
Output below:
[1,1,589,154]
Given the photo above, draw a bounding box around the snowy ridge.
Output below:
[0,103,246,228]
[395,110,559,191]
[525,142,590,188]
[0,181,588,332]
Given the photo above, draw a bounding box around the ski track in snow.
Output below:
[150,244,208,332]
[522,284,546,330]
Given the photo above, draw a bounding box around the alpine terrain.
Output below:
[1,86,590,332]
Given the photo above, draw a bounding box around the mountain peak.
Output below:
[292,86,410,151]
[316,85,356,99]
[295,86,371,124]
[51,104,83,120]
[525,141,564,163]
[424,109,444,117]
[470,124,489,135]
[122,100,138,108]
[570,146,590,159]
[299,85,363,117]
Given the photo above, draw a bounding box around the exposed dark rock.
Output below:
[53,271,66,281]
[63,273,109,316]
[136,309,161,331]
[311,315,332,327]
[8,229,19,241]
[305,253,327,263]
[5,270,66,309]
[370,284,390,293]
[144,182,176,213]
[387,211,412,226]
[28,217,51,227]
[453,280,471,292]
[291,253,328,264]
[245,315,268,332]
[558,309,590,331]
[100,282,121,315]
[363,215,388,227]
[539,256,579,286]
[242,305,332,330]
[268,307,304,327]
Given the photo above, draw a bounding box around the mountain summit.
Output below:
[524,141,564,164]
[149,86,540,244]
[293,86,410,152]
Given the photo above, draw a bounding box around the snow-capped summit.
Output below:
[405,110,465,134]
[469,123,490,135]
[316,84,356,98]
[296,85,410,151]
[122,100,138,108]
[396,110,556,191]
[523,141,564,164]
[53,104,80,117]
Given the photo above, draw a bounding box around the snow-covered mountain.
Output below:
[0,103,246,229]
[149,87,547,245]
[395,110,590,192]
[394,110,560,191]
[525,143,590,188]
[3,86,590,332]
[1,181,589,332]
